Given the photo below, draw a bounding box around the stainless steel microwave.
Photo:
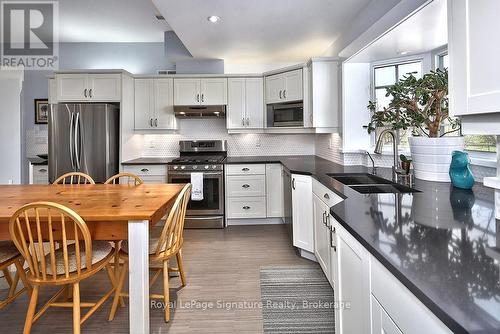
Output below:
[267,102,304,127]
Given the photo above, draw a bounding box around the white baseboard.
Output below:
[226,217,285,226]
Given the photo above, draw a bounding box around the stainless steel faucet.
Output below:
[366,151,377,175]
[374,129,399,181]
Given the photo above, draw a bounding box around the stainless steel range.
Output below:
[167,140,227,228]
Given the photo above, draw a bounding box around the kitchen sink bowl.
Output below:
[328,173,420,194]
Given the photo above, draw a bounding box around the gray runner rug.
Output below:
[260,266,335,333]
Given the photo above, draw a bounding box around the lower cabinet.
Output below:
[29,164,49,184]
[291,174,313,252]
[266,164,284,217]
[371,296,403,334]
[122,164,166,183]
[313,194,331,280]
[336,222,371,334]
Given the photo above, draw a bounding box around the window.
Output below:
[373,61,423,149]
[437,52,496,153]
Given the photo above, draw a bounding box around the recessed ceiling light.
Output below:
[398,51,409,55]
[207,16,220,23]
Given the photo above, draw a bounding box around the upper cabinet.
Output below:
[265,69,303,104]
[227,77,264,130]
[305,58,340,130]
[448,0,500,116]
[55,73,121,102]
[174,78,227,106]
[134,78,177,130]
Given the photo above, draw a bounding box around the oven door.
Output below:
[167,171,224,216]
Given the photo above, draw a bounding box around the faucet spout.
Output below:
[374,129,399,181]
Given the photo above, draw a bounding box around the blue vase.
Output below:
[449,151,474,189]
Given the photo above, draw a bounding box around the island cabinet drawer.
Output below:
[226,175,266,197]
[370,257,453,334]
[227,197,266,218]
[226,164,266,175]
[312,178,343,207]
[123,164,166,176]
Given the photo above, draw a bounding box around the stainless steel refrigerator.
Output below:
[48,104,119,184]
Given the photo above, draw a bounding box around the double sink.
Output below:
[328,173,420,194]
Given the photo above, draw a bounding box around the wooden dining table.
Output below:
[0,183,185,334]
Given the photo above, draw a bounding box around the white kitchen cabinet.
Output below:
[305,58,340,130]
[29,164,49,184]
[55,73,121,102]
[448,0,500,116]
[226,164,267,220]
[336,222,371,334]
[226,175,266,197]
[134,78,177,130]
[370,257,453,334]
[227,197,267,219]
[173,78,200,105]
[154,79,176,129]
[227,78,264,130]
[174,78,227,106]
[122,165,166,183]
[313,194,331,280]
[371,296,403,334]
[291,174,313,252]
[265,69,303,104]
[266,164,284,218]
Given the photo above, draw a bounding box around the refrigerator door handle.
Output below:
[69,111,75,170]
[74,112,81,170]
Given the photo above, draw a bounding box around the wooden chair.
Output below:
[104,172,143,185]
[9,202,118,334]
[0,242,30,309]
[109,183,191,323]
[53,172,95,185]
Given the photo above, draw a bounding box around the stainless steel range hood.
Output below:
[174,105,226,118]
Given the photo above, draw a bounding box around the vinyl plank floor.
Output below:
[0,225,315,333]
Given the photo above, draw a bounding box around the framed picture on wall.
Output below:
[34,99,49,124]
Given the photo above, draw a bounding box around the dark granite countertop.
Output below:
[124,154,499,331]
[27,157,47,165]
[227,155,500,333]
[121,157,175,165]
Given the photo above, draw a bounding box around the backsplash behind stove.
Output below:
[141,119,315,157]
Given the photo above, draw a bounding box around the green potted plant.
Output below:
[365,68,462,182]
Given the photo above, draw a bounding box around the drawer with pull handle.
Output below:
[32,165,49,184]
[225,164,265,175]
[226,175,265,197]
[227,197,266,219]
[312,178,343,208]
[123,164,166,176]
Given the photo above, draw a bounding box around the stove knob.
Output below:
[193,165,198,169]
[204,165,209,170]
[180,166,186,170]
[173,166,178,170]
[212,165,217,169]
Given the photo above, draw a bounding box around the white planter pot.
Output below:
[408,136,465,182]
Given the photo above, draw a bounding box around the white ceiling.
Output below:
[153,0,372,63]
[350,0,447,63]
[58,0,171,43]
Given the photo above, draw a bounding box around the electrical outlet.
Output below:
[256,138,261,148]
[149,140,155,148]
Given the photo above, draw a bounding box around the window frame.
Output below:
[370,57,425,154]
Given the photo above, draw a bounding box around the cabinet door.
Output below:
[48,78,57,104]
[174,79,200,105]
[291,174,313,252]
[201,78,227,105]
[134,79,153,130]
[154,78,176,129]
[283,69,303,102]
[371,296,403,334]
[56,74,88,101]
[88,74,121,101]
[313,194,330,280]
[337,224,371,334]
[245,78,264,128]
[448,0,500,116]
[266,164,284,218]
[227,78,246,129]
[265,74,284,104]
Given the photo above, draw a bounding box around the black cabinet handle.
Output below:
[89,89,93,98]
[84,88,87,98]
[243,206,250,210]
[292,178,296,190]
[242,167,250,171]
[141,168,149,172]
[242,184,250,188]
[39,169,47,173]
[324,193,330,200]
[322,212,326,225]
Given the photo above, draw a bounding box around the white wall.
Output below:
[0,69,23,184]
